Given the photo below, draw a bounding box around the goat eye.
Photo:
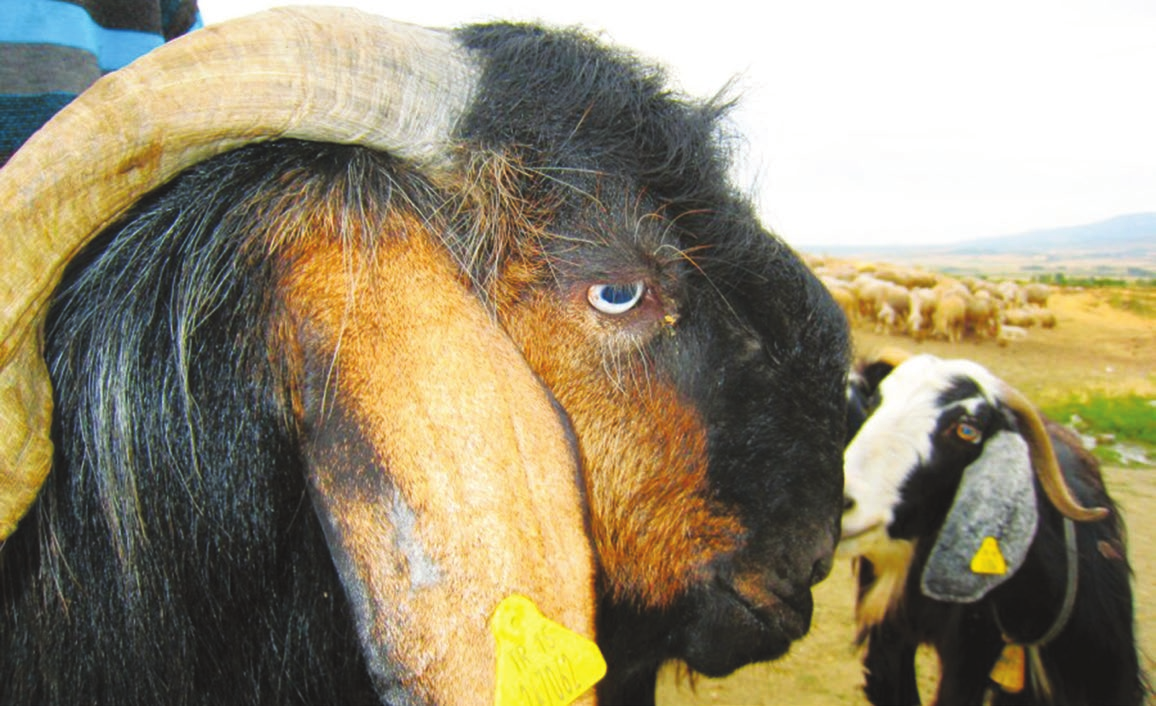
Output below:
[587,282,645,315]
[956,421,982,444]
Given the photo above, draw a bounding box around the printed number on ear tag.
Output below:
[970,536,1009,575]
[989,643,1026,693]
[491,594,606,706]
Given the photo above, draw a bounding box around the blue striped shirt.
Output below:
[1,0,201,163]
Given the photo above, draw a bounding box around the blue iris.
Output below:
[600,284,639,305]
[587,282,645,314]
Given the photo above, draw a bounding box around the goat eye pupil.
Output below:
[600,284,639,304]
[587,282,645,314]
[957,422,981,443]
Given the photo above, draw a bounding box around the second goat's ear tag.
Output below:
[491,594,606,706]
[970,536,1009,575]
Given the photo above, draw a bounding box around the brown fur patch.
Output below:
[501,286,743,608]
[433,152,745,607]
[448,159,747,608]
[1098,539,1126,562]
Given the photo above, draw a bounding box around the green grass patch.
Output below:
[1031,274,1156,288]
[1105,290,1156,318]
[1040,392,1156,466]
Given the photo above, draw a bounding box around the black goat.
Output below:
[840,350,1148,706]
[0,8,850,705]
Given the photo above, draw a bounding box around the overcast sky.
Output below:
[196,0,1156,250]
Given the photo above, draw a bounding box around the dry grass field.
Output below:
[656,285,1156,705]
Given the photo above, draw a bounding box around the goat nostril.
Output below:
[810,555,834,586]
[843,496,855,512]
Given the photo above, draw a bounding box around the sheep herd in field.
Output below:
[807,255,1058,345]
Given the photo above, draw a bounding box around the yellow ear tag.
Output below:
[491,594,606,706]
[970,536,1008,575]
[989,643,1026,693]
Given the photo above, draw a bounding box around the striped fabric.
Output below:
[1,0,201,164]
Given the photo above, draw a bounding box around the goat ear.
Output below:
[858,360,895,392]
[281,233,599,701]
[920,430,1039,603]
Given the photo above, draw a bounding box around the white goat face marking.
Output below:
[841,355,1001,552]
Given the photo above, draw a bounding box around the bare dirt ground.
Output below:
[657,287,1156,705]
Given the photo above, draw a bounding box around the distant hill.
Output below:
[814,213,1156,258]
[946,213,1156,256]
[806,213,1156,279]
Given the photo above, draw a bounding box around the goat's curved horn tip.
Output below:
[999,383,1111,523]
[873,347,913,368]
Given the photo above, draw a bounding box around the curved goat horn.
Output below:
[873,347,913,368]
[999,384,1109,523]
[0,6,479,538]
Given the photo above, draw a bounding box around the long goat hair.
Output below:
[10,144,403,702]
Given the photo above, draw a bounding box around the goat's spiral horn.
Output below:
[0,6,479,538]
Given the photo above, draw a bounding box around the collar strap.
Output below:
[1028,516,1079,647]
[989,517,1078,698]
[992,516,1078,647]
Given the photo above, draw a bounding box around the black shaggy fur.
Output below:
[2,143,402,705]
[847,364,1149,706]
[1,21,851,705]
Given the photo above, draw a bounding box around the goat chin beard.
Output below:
[840,531,916,631]
[835,523,889,559]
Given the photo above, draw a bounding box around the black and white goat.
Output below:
[840,350,1148,706]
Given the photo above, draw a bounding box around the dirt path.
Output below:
[657,287,1156,705]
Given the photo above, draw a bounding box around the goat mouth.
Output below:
[718,577,811,643]
[677,575,813,677]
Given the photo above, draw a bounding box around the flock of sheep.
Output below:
[808,256,1058,345]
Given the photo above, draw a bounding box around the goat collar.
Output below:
[994,516,1078,647]
[989,516,1078,697]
